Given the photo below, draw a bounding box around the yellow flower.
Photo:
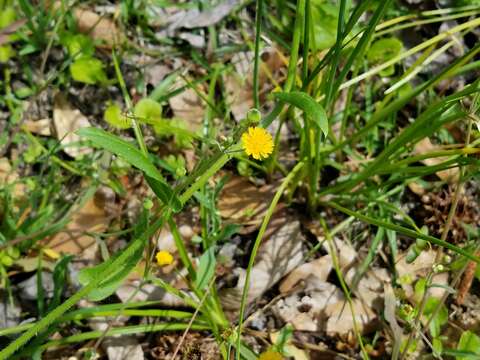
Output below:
[156,250,174,266]
[241,127,274,160]
[258,350,284,360]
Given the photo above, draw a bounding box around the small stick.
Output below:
[455,251,480,305]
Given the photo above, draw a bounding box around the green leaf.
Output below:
[78,209,149,301]
[47,255,73,312]
[77,127,181,211]
[134,98,162,125]
[273,91,328,137]
[104,103,130,129]
[60,33,94,58]
[194,246,216,290]
[78,236,146,301]
[423,298,448,338]
[145,176,182,212]
[70,57,108,85]
[0,44,15,62]
[456,331,480,360]
[0,7,16,29]
[311,2,338,50]
[367,37,403,76]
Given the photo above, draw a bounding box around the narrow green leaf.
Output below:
[77,127,181,211]
[78,236,146,301]
[78,209,149,301]
[47,255,73,312]
[78,127,161,179]
[273,91,328,136]
[194,246,216,290]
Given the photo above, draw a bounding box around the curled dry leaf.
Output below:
[220,220,305,310]
[24,118,51,136]
[53,94,92,158]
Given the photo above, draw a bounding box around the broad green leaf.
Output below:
[367,37,403,76]
[104,103,130,129]
[134,98,162,125]
[273,91,328,137]
[77,127,181,211]
[70,57,108,85]
[456,331,480,360]
[60,33,94,58]
[194,246,216,290]
[311,2,338,50]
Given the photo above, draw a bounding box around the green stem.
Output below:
[41,323,210,349]
[325,201,480,263]
[284,0,305,92]
[112,51,148,156]
[236,160,305,359]
[253,0,264,109]
[321,219,370,360]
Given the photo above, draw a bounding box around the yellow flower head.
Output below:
[241,127,273,160]
[258,350,284,360]
[156,250,174,266]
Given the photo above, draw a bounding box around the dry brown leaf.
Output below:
[220,220,305,310]
[273,279,342,331]
[280,255,332,293]
[24,118,51,136]
[73,7,123,48]
[217,176,279,232]
[321,236,357,269]
[224,72,253,121]
[105,337,144,360]
[384,283,403,359]
[413,137,459,182]
[0,158,24,198]
[166,0,239,31]
[168,79,205,130]
[226,48,286,121]
[345,267,390,310]
[53,94,92,158]
[47,191,109,258]
[325,298,377,337]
